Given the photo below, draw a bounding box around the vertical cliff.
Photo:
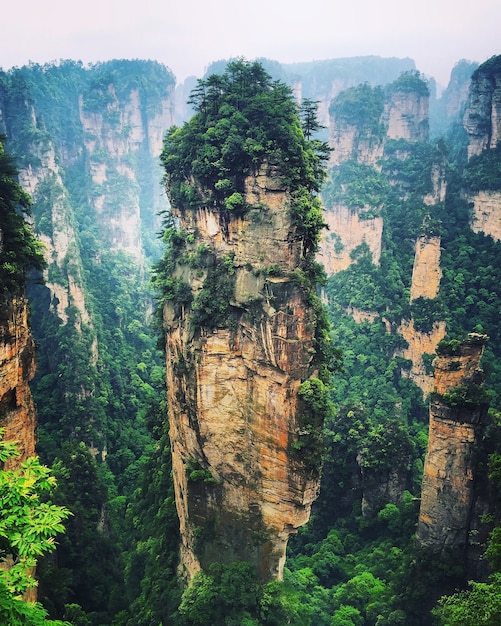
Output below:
[322,71,448,396]
[160,60,331,582]
[0,139,46,604]
[0,297,37,467]
[322,72,431,276]
[462,56,501,242]
[417,334,490,559]
[0,139,43,465]
[464,56,501,159]
[0,59,175,455]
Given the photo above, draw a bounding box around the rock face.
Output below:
[468,190,501,241]
[79,85,174,261]
[0,61,175,456]
[397,320,446,397]
[320,206,383,273]
[385,87,429,142]
[0,295,38,602]
[464,57,501,159]
[164,167,322,582]
[416,334,489,555]
[323,73,448,396]
[0,296,36,467]
[409,235,443,301]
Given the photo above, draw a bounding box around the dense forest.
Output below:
[0,53,501,625]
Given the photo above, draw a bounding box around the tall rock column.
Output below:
[417,334,490,553]
[159,60,331,583]
[164,167,324,582]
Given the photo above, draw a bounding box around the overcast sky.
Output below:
[1,0,500,87]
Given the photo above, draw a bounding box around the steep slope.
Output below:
[0,297,37,466]
[322,71,446,396]
[0,60,174,457]
[0,60,176,622]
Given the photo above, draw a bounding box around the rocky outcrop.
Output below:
[320,205,383,273]
[0,296,36,467]
[0,296,37,602]
[410,236,442,301]
[464,56,501,159]
[80,84,174,261]
[18,140,91,329]
[164,167,323,582]
[328,121,385,168]
[468,190,501,241]
[416,334,490,555]
[442,60,478,123]
[385,87,429,142]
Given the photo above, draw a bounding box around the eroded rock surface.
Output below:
[164,169,323,582]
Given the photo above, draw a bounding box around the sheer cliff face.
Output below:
[323,79,430,274]
[463,57,501,242]
[164,168,321,582]
[80,85,174,260]
[323,77,446,396]
[0,297,36,468]
[464,58,501,159]
[0,62,174,329]
[385,88,429,142]
[417,335,489,555]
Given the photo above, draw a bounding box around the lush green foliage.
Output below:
[0,431,70,625]
[161,58,329,212]
[3,52,501,626]
[0,139,45,295]
[433,573,501,626]
[1,59,172,625]
[463,144,501,191]
[385,70,430,96]
[329,83,385,135]
[323,161,389,215]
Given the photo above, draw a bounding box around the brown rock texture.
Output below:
[468,190,501,241]
[328,122,385,168]
[320,205,383,273]
[0,296,40,604]
[164,167,323,582]
[0,296,37,467]
[397,320,446,397]
[410,236,443,301]
[416,334,489,552]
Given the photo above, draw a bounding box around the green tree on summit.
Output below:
[161,59,330,214]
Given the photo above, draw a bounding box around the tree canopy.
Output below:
[160,58,329,212]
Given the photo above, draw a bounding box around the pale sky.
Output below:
[1,0,500,87]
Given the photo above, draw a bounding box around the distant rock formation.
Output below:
[416,334,490,561]
[464,56,501,159]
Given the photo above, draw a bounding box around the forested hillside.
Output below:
[0,54,500,625]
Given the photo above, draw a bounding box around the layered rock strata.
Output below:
[164,167,322,582]
[416,334,489,553]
